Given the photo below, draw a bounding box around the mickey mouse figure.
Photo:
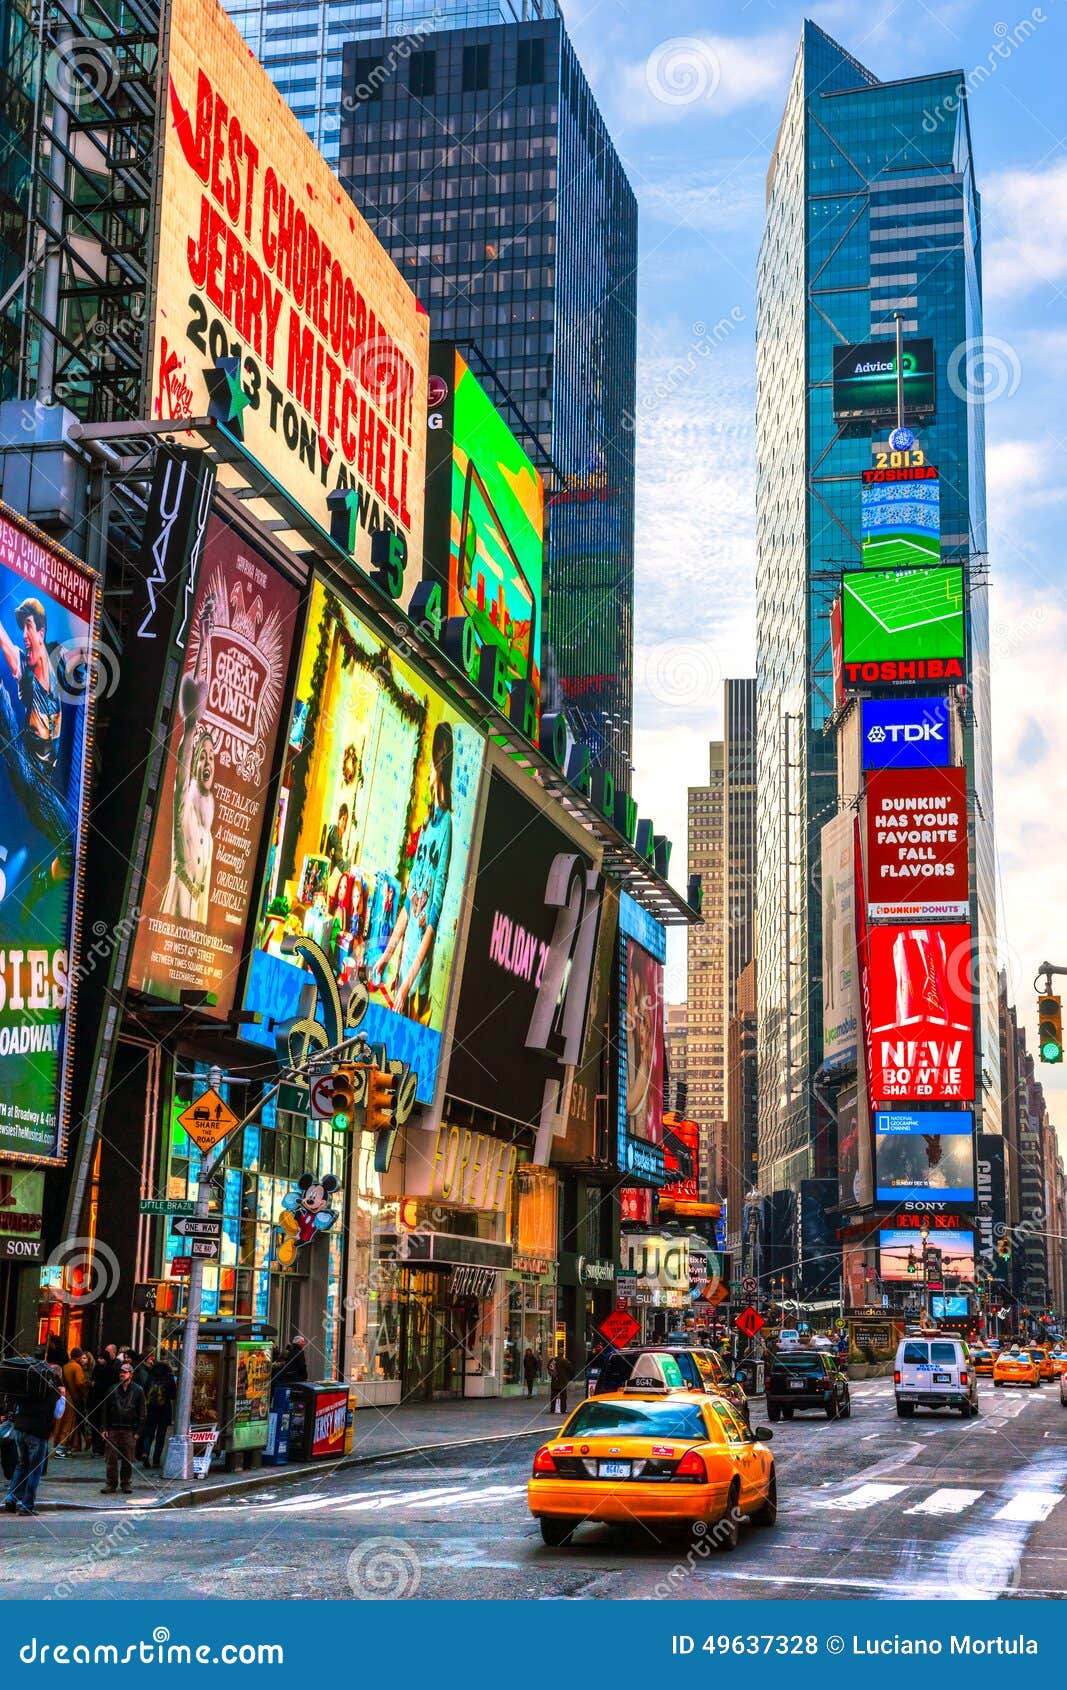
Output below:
[275,1172,340,1269]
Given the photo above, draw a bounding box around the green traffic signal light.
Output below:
[1038,993,1063,1063]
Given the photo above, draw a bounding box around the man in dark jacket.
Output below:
[4,1364,64,1516]
[271,1335,308,1390]
[547,1349,575,1415]
[101,1362,146,1495]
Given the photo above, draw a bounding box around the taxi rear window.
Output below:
[566,1402,707,1440]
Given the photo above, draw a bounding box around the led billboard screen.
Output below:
[880,1228,974,1284]
[874,1108,975,1203]
[861,472,940,569]
[866,924,975,1103]
[0,508,97,1164]
[447,769,602,1134]
[820,811,857,1071]
[424,347,543,704]
[860,697,952,771]
[832,338,935,420]
[931,1294,969,1319]
[150,0,428,585]
[127,517,301,1016]
[244,579,485,1102]
[616,892,666,1184]
[865,766,969,922]
[842,567,964,681]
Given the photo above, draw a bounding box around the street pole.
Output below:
[895,311,904,431]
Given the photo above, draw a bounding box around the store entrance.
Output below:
[398,1272,466,1401]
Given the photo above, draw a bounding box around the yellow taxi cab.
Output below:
[528,1387,776,1550]
[993,1348,1040,1388]
[970,1347,995,1377]
[1024,1345,1058,1382]
[1047,1348,1067,1377]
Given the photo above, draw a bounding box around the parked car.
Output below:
[589,1346,751,1424]
[894,1336,979,1417]
[766,1350,851,1421]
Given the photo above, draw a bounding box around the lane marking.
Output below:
[993,1490,1063,1523]
[813,1482,908,1512]
[903,1487,984,1516]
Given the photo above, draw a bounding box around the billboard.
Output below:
[820,811,857,1071]
[446,769,602,1141]
[0,508,97,1164]
[661,1113,700,1203]
[842,566,964,678]
[244,578,485,1101]
[860,697,952,771]
[555,882,618,1164]
[424,346,544,704]
[880,1227,974,1284]
[615,892,666,1184]
[547,482,625,762]
[865,766,969,922]
[832,338,935,420]
[874,1109,975,1203]
[150,0,428,585]
[127,517,301,1015]
[861,471,940,569]
[866,924,975,1103]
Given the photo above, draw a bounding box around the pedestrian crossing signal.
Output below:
[1038,994,1063,1063]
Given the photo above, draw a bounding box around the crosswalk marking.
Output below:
[904,1487,984,1516]
[993,1490,1063,1523]
[813,1482,908,1511]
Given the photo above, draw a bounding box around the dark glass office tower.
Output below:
[755,23,997,1201]
[338,14,638,781]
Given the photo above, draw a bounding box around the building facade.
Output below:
[755,22,997,1224]
[726,959,759,1265]
[687,743,725,1204]
[336,11,638,782]
[665,1003,688,1116]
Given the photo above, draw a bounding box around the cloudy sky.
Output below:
[561,0,1067,1127]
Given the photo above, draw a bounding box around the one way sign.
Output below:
[171,1217,222,1242]
[189,1239,220,1260]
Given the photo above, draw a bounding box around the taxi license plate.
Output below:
[599,1460,631,1479]
[933,1372,951,1384]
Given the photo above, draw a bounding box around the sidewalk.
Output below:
[20,1392,567,1514]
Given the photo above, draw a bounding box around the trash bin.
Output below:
[286,1382,350,1461]
[735,1359,765,1398]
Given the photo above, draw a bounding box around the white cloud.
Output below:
[982,159,1067,302]
[621,32,794,125]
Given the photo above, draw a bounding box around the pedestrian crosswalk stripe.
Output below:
[993,1490,1062,1523]
[813,1483,908,1511]
[904,1488,984,1515]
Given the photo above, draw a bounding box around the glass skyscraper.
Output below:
[755,24,997,1205]
[336,11,637,780]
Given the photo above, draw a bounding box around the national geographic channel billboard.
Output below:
[0,507,98,1164]
[150,0,429,585]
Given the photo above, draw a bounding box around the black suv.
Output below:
[766,1351,851,1421]
[589,1346,751,1424]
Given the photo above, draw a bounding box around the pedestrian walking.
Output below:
[547,1349,574,1415]
[54,1350,89,1455]
[270,1334,309,1390]
[100,1361,146,1496]
[87,1346,118,1456]
[4,1363,65,1517]
[139,1361,176,1470]
[522,1346,540,1398]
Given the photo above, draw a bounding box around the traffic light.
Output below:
[996,1237,1012,1261]
[329,1064,356,1130]
[1038,994,1063,1063]
[365,1068,398,1136]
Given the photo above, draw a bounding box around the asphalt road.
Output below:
[2,1379,1065,1601]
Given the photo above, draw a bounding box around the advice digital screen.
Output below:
[832,338,935,420]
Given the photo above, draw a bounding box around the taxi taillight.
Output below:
[532,1447,558,1476]
[673,1450,708,1482]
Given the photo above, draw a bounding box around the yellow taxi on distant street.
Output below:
[993,1348,1040,1388]
[1025,1346,1059,1382]
[528,1387,776,1549]
[970,1347,995,1377]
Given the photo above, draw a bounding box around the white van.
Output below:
[894,1334,979,1418]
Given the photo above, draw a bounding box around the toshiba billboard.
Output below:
[865,766,969,922]
[865,924,975,1104]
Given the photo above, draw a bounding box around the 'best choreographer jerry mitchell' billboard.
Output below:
[0,506,98,1163]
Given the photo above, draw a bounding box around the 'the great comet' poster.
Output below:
[0,506,97,1164]
[127,516,300,1015]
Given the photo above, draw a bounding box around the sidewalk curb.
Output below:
[36,1422,551,1514]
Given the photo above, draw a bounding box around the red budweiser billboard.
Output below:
[865,766,969,921]
[866,924,975,1104]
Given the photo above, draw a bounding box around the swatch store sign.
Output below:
[622,1233,689,1309]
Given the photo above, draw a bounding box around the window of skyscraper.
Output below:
[408,50,436,98]
[516,37,545,86]
[463,43,490,92]
[352,56,385,99]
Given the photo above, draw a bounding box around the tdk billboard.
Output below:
[861,697,951,770]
